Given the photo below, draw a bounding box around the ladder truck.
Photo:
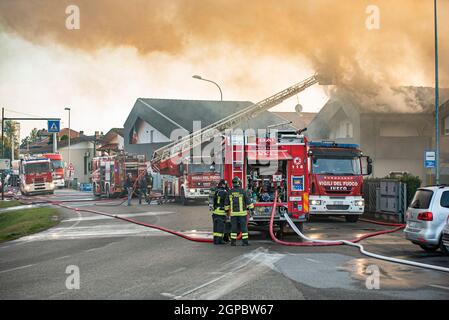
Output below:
[151,74,329,232]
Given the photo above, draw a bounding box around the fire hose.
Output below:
[268,191,449,273]
[9,187,449,272]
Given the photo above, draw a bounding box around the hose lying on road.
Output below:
[268,191,449,273]
[13,189,449,272]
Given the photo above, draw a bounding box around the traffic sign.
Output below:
[424,151,436,168]
[48,120,60,133]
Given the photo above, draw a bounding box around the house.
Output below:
[271,112,318,130]
[124,98,296,159]
[97,128,124,156]
[306,87,449,184]
[20,130,103,184]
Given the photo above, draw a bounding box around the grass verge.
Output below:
[0,200,22,209]
[0,207,61,243]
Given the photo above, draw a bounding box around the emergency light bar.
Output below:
[308,141,359,149]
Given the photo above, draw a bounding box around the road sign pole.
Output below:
[53,132,57,153]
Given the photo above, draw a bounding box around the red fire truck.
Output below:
[160,156,221,205]
[19,158,55,196]
[91,153,147,198]
[308,141,372,222]
[222,130,310,232]
[43,153,65,188]
[151,75,327,232]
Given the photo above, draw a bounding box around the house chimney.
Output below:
[79,130,84,135]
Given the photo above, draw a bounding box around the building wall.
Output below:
[136,120,171,144]
[59,141,96,184]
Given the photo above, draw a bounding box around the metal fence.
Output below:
[363,179,407,222]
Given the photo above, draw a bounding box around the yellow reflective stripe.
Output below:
[247,203,254,209]
[217,197,220,204]
[224,205,230,210]
[230,233,237,239]
[242,233,249,239]
[231,212,247,216]
[303,192,309,212]
[213,232,223,237]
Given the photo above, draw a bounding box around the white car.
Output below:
[404,185,449,255]
[442,217,449,255]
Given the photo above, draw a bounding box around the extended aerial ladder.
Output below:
[151,74,327,171]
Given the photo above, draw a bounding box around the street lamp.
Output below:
[434,0,440,185]
[64,107,71,179]
[192,75,223,101]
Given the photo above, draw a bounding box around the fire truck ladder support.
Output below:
[151,75,320,168]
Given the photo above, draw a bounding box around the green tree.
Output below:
[1,120,20,159]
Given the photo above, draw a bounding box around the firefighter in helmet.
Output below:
[210,179,230,245]
[229,176,254,246]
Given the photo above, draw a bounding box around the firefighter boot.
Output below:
[213,236,218,245]
[230,239,236,246]
[242,239,250,246]
[216,238,225,245]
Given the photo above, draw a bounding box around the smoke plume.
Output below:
[1,0,448,111]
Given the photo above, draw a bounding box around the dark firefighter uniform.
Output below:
[211,180,230,245]
[229,177,254,246]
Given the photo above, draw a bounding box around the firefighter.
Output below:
[146,171,153,195]
[229,176,254,246]
[211,179,229,245]
[124,173,133,206]
[138,173,148,204]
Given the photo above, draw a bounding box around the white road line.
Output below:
[168,267,187,275]
[85,248,98,252]
[0,264,34,274]
[305,258,320,263]
[429,284,449,291]
[55,255,70,260]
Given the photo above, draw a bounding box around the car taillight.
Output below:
[417,212,433,221]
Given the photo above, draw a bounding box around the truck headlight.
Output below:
[355,200,365,207]
[25,185,31,191]
[49,182,55,189]
[310,199,322,205]
[189,188,196,193]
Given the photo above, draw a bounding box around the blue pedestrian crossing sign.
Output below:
[47,120,60,133]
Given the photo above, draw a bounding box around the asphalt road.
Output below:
[1,189,449,300]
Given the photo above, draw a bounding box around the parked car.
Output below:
[442,217,449,255]
[404,185,449,254]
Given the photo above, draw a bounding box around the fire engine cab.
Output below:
[91,153,147,198]
[308,141,372,222]
[222,130,309,232]
[19,158,55,196]
[160,156,221,205]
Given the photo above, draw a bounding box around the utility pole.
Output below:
[1,107,4,158]
[434,0,440,185]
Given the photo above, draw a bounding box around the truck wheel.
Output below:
[345,215,359,223]
[181,189,188,206]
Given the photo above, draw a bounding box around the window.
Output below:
[444,116,449,136]
[410,189,434,209]
[441,191,449,208]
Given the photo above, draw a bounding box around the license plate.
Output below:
[333,201,344,205]
[408,221,419,228]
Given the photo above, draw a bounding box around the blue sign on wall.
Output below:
[424,151,436,168]
[47,120,60,133]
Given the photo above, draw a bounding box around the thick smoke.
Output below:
[1,0,448,111]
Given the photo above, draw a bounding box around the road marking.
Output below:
[305,258,320,263]
[85,248,98,252]
[0,264,34,274]
[168,267,187,275]
[429,284,449,291]
[55,255,70,260]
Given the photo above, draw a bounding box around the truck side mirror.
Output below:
[361,156,373,176]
